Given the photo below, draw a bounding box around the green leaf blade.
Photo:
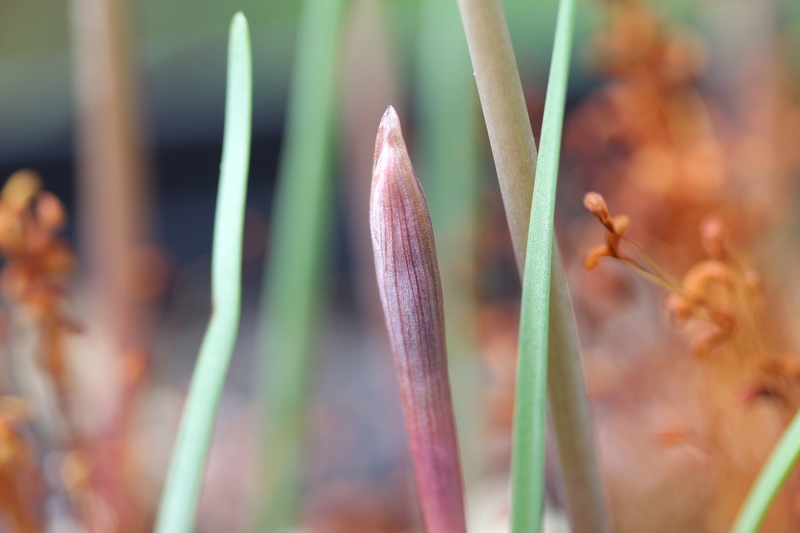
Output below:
[153,12,252,533]
[458,0,608,530]
[255,0,345,528]
[511,0,578,530]
[732,409,800,533]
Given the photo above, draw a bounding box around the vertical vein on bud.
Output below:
[370,106,467,533]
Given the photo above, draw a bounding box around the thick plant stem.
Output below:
[69,0,153,526]
[456,0,535,263]
[548,245,609,533]
[70,0,152,359]
[457,0,610,532]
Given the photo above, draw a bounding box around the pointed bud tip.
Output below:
[375,106,403,154]
[368,106,466,533]
[376,105,402,148]
[380,105,400,125]
[373,105,408,181]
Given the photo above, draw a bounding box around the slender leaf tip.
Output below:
[232,11,247,27]
[152,12,252,533]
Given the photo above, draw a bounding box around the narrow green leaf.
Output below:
[153,12,252,533]
[255,0,345,528]
[731,409,800,533]
[457,0,609,532]
[511,0,577,527]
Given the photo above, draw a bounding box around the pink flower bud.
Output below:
[370,106,467,533]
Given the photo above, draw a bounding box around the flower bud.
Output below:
[370,106,467,533]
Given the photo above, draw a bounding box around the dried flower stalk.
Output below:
[582,191,800,532]
[0,171,82,532]
[370,106,467,533]
[0,397,40,533]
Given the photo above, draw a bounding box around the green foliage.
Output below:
[732,409,800,533]
[458,0,605,531]
[255,0,344,528]
[511,0,577,530]
[153,13,252,533]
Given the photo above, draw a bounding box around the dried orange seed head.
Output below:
[2,170,41,212]
[584,192,611,223]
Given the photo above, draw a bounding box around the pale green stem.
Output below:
[153,13,252,533]
[731,408,800,533]
[512,0,578,526]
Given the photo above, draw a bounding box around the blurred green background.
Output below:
[6,0,797,184]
